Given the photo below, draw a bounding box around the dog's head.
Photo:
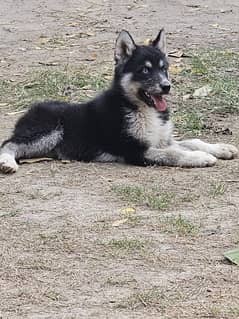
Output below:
[114,29,170,112]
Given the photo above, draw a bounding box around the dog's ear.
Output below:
[152,28,167,55]
[115,30,136,64]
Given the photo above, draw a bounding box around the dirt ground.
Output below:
[0,1,239,318]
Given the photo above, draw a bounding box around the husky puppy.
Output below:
[0,29,238,173]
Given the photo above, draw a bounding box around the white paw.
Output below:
[211,144,238,160]
[179,151,217,168]
[0,153,18,174]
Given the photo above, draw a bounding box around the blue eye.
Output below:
[142,67,149,74]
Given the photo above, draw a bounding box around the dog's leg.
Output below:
[144,145,217,168]
[0,142,19,173]
[0,129,63,174]
[176,139,238,160]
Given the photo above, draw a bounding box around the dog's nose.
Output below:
[161,84,171,94]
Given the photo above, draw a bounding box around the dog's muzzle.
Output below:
[159,78,171,94]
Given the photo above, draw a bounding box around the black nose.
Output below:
[161,84,171,94]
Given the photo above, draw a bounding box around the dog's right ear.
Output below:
[115,30,136,64]
[152,28,167,55]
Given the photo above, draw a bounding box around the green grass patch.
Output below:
[173,49,239,135]
[102,238,146,257]
[0,210,19,218]
[173,110,206,134]
[159,214,199,236]
[0,67,108,110]
[210,182,227,198]
[190,55,209,76]
[187,50,239,111]
[112,185,174,211]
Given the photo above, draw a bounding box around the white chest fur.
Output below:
[126,107,173,148]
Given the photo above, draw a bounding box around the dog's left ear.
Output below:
[115,30,136,64]
[152,28,167,55]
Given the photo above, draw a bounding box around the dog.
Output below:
[0,29,238,173]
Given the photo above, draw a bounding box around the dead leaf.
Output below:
[210,23,220,28]
[120,207,136,215]
[224,248,239,265]
[193,85,212,98]
[168,50,191,58]
[38,61,59,66]
[19,157,54,164]
[6,109,26,115]
[186,4,200,8]
[38,35,50,45]
[84,56,97,62]
[68,22,80,27]
[169,64,184,75]
[123,16,133,20]
[112,218,128,227]
[214,127,232,135]
[220,9,233,13]
[182,94,192,101]
[72,32,95,38]
[210,23,230,31]
[24,82,40,89]
[168,50,183,58]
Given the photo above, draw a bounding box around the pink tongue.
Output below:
[152,96,167,112]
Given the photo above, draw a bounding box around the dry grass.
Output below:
[0,42,239,319]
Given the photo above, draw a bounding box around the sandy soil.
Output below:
[0,1,239,318]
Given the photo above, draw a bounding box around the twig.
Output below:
[223,180,239,183]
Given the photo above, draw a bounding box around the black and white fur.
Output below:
[0,29,238,173]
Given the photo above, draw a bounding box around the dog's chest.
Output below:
[126,107,173,148]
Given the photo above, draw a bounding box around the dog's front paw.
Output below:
[179,151,217,168]
[211,144,238,160]
[0,153,18,174]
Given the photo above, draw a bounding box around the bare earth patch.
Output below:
[0,1,239,318]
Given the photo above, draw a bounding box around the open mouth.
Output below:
[140,90,168,112]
